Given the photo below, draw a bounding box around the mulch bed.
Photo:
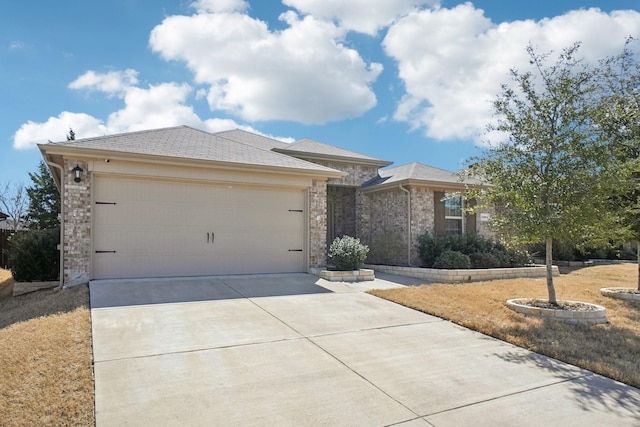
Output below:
[525,299,601,311]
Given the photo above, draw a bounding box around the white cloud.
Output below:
[283,0,438,35]
[149,8,382,124]
[106,82,201,131]
[384,5,640,144]
[202,118,294,142]
[68,69,139,96]
[9,41,24,51]
[14,69,292,148]
[191,0,248,13]
[13,112,108,149]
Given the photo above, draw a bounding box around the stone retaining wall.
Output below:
[364,264,559,283]
[310,268,375,282]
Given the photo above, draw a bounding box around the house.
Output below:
[38,126,491,287]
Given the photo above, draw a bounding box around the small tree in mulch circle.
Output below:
[463,42,631,305]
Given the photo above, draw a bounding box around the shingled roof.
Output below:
[39,126,343,177]
[215,129,290,150]
[363,162,481,189]
[274,138,392,166]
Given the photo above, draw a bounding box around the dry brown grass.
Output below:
[0,269,94,426]
[370,263,640,389]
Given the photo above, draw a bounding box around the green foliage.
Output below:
[367,229,406,265]
[328,235,370,271]
[432,250,471,269]
[468,251,508,269]
[418,233,531,268]
[8,228,60,282]
[26,161,60,230]
[461,42,636,301]
[528,240,637,261]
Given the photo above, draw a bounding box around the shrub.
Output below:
[432,250,471,269]
[8,228,60,282]
[527,240,638,262]
[417,233,449,268]
[469,252,504,269]
[328,235,370,271]
[418,232,531,268]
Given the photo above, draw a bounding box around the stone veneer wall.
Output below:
[358,188,409,266]
[409,187,435,265]
[326,186,356,240]
[311,160,380,186]
[308,179,328,268]
[62,159,92,286]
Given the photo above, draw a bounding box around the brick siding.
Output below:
[62,159,92,286]
[308,179,327,268]
[326,186,356,241]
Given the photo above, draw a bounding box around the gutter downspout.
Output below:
[45,159,65,290]
[399,184,411,266]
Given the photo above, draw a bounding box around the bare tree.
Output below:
[0,181,28,231]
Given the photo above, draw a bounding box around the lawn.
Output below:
[370,263,640,389]
[0,269,94,427]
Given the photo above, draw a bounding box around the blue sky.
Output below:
[1,0,639,186]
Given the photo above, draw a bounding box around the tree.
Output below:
[0,181,28,231]
[26,161,60,230]
[464,43,628,304]
[595,39,640,289]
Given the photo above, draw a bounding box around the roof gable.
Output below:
[274,138,391,166]
[364,162,480,188]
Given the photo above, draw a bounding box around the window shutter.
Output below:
[434,191,445,235]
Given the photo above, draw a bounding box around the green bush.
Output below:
[432,250,471,269]
[469,252,504,268]
[417,233,449,267]
[8,228,60,282]
[418,232,531,268]
[528,240,638,261]
[328,235,370,271]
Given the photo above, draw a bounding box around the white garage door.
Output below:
[92,177,306,280]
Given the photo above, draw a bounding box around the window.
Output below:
[444,194,463,235]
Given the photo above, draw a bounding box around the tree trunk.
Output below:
[637,241,639,291]
[546,236,557,305]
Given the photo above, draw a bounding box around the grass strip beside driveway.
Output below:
[370,263,640,389]
[0,270,94,427]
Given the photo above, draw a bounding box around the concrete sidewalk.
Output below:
[90,273,640,426]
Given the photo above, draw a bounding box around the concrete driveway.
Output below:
[90,273,640,426]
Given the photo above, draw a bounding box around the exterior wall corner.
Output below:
[308,179,327,268]
[62,159,92,286]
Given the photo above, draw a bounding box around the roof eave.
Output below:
[273,148,393,168]
[361,178,487,193]
[38,144,347,180]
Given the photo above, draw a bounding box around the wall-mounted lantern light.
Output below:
[72,164,83,183]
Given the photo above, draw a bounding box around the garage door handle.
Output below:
[207,232,215,244]
[288,249,303,252]
[95,250,116,253]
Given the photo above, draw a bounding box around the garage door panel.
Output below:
[92,177,306,279]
